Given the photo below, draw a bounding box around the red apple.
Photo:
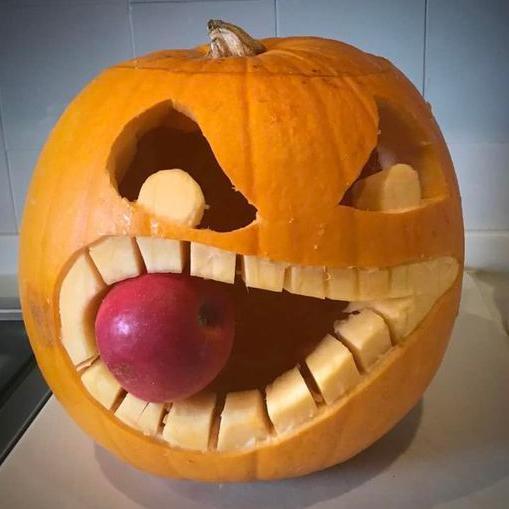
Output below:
[95,273,234,402]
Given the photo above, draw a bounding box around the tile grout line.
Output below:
[0,86,19,233]
[274,0,278,37]
[127,1,137,58]
[422,0,429,97]
[466,229,509,234]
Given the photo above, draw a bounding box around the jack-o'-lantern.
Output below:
[19,21,463,481]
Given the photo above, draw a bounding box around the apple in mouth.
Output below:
[95,273,235,402]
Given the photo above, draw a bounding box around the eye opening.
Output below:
[108,101,257,232]
[340,97,449,209]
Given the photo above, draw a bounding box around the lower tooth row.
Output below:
[81,307,395,452]
[80,269,458,452]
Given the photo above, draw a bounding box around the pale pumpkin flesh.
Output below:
[19,33,463,481]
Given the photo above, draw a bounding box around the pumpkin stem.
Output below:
[207,19,265,58]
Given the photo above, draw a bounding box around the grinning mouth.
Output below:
[59,235,458,452]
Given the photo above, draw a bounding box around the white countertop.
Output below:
[1,272,508,509]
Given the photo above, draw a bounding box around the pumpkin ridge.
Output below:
[112,64,393,80]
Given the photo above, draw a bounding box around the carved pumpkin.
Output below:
[19,21,463,481]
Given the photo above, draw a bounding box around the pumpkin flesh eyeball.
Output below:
[351,164,421,211]
[137,169,206,227]
[95,273,235,402]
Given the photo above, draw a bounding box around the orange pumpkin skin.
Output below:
[19,36,463,481]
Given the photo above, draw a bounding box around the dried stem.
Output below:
[207,19,266,58]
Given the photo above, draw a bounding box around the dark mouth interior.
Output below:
[207,275,348,393]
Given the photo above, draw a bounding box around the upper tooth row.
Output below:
[87,235,457,303]
[59,235,458,368]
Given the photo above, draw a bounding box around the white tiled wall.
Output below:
[277,0,425,88]
[0,0,507,275]
[0,0,133,236]
[0,136,17,234]
[426,0,509,245]
[131,0,275,55]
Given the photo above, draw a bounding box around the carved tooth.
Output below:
[389,264,412,298]
[347,294,437,343]
[358,268,390,300]
[438,257,459,293]
[137,169,205,227]
[408,294,436,332]
[217,390,269,451]
[284,265,326,299]
[241,255,287,292]
[351,163,421,211]
[334,309,392,371]
[374,297,433,342]
[190,243,236,284]
[390,256,458,299]
[408,259,441,296]
[59,252,106,365]
[81,360,123,409]
[325,267,358,301]
[89,236,144,285]
[411,256,459,296]
[163,393,216,451]
[138,403,166,437]
[376,299,413,342]
[115,393,148,427]
[350,298,412,342]
[136,237,185,274]
[305,334,361,405]
[266,367,317,435]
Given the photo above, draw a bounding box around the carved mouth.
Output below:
[59,235,458,453]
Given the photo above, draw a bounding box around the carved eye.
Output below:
[112,102,257,231]
[341,150,422,211]
[341,99,448,211]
